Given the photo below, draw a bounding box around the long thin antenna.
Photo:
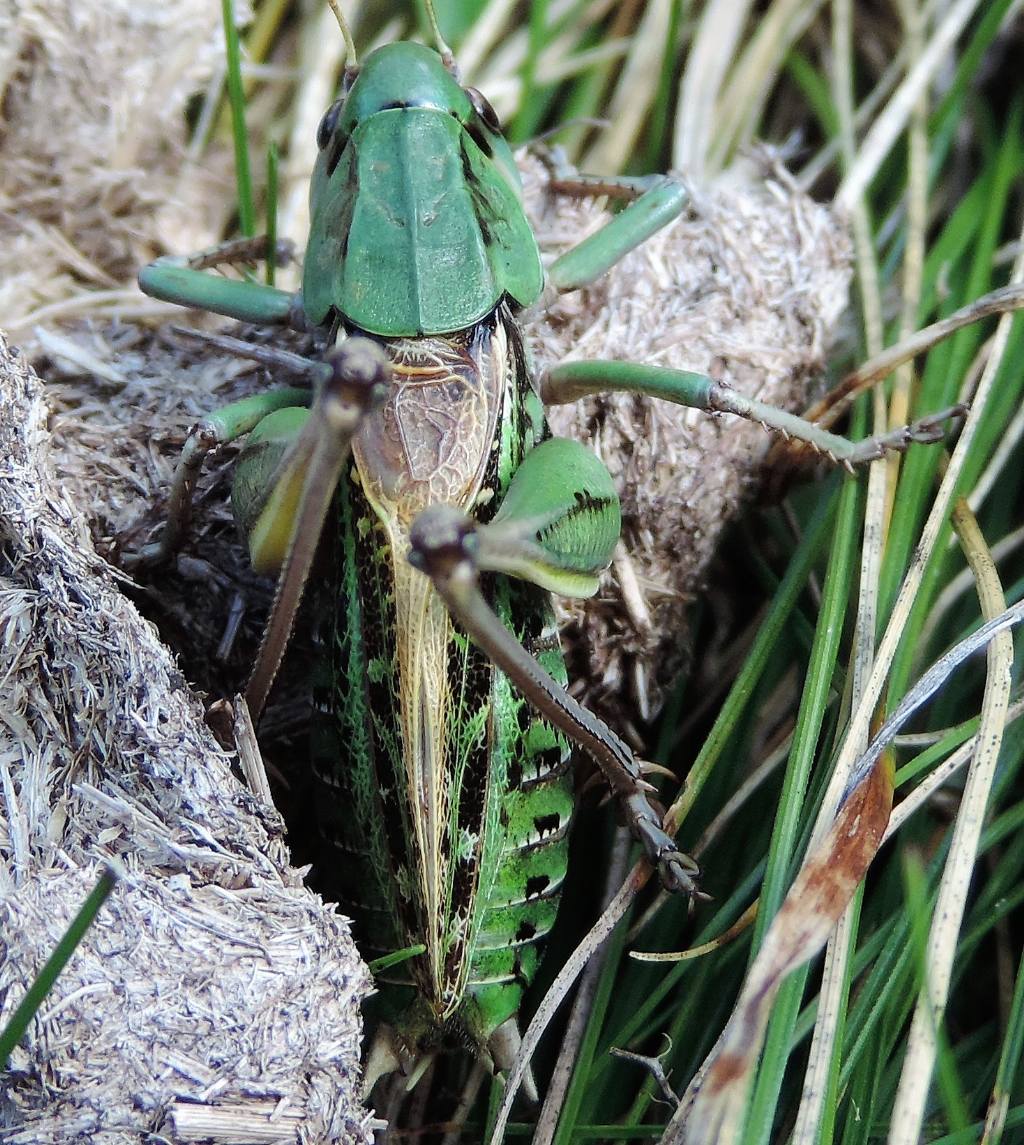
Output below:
[326,0,358,77]
[423,0,456,73]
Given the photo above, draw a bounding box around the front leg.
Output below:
[138,235,304,328]
[545,176,691,296]
[407,438,700,896]
[537,145,691,294]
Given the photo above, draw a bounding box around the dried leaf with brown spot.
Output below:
[668,750,894,1145]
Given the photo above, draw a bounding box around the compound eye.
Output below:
[466,86,501,133]
[316,99,344,150]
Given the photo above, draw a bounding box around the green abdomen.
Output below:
[311,310,572,1050]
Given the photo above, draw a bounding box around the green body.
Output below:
[136,19,932,1084]
[138,38,624,1069]
[312,311,575,1049]
[297,43,589,1057]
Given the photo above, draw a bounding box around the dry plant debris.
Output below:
[0,333,373,1143]
[0,0,232,335]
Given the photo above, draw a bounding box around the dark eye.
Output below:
[317,99,344,150]
[466,86,501,133]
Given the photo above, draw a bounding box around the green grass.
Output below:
[0,868,118,1069]
[203,3,1024,1142]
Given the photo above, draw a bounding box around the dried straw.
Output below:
[0,336,372,1143]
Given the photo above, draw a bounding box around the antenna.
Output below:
[422,0,456,74]
[325,0,359,80]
